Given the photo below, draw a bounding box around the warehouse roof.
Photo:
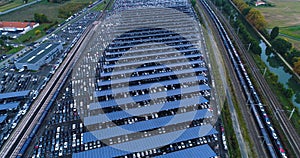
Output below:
[18,43,61,64]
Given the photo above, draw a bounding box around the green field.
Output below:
[280,26,300,40]
[257,0,300,27]
[0,0,35,12]
[256,0,300,48]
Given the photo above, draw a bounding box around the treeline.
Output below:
[214,0,261,55]
[58,2,89,18]
[232,0,267,31]
[47,0,70,3]
[230,0,300,75]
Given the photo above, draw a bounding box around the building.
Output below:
[255,0,266,6]
[15,43,63,71]
[0,21,39,34]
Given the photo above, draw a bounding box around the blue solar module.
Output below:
[0,114,7,124]
[103,53,201,69]
[106,38,200,55]
[107,41,194,50]
[0,90,30,100]
[99,67,207,86]
[97,76,207,97]
[73,125,217,158]
[83,109,212,142]
[86,96,208,125]
[106,48,199,61]
[0,102,19,111]
[90,94,207,111]
[94,84,210,108]
[156,144,216,158]
[111,31,197,44]
[101,60,203,77]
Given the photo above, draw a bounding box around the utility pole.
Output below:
[247,43,251,51]
[288,108,295,120]
[263,67,267,77]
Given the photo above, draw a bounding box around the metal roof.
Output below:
[97,76,207,97]
[94,84,210,108]
[73,125,217,158]
[0,90,30,100]
[0,114,7,123]
[156,144,217,158]
[0,102,19,111]
[83,109,212,139]
[18,43,61,64]
[98,67,207,86]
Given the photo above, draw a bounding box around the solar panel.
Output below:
[103,53,201,69]
[105,48,199,62]
[0,102,20,111]
[156,144,216,158]
[99,67,207,86]
[73,125,217,158]
[86,97,208,125]
[94,84,210,108]
[90,94,207,111]
[0,114,7,124]
[83,109,212,142]
[97,76,207,97]
[101,60,203,77]
[0,90,30,100]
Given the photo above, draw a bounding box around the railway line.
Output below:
[0,1,113,157]
[196,1,269,157]
[210,1,300,157]
[199,0,291,157]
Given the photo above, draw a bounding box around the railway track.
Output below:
[211,1,300,157]
[0,1,113,157]
[196,0,269,157]
[199,0,293,157]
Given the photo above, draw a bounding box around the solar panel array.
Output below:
[73,1,217,157]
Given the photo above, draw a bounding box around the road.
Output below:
[215,1,300,157]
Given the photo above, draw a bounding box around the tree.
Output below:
[246,8,267,31]
[35,30,41,36]
[34,13,49,23]
[272,38,292,56]
[284,88,294,98]
[242,7,251,16]
[270,26,279,40]
[294,59,300,74]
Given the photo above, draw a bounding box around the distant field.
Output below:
[257,0,300,47]
[257,0,300,27]
[0,1,62,22]
[0,0,95,22]
[280,26,300,39]
[0,0,35,12]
